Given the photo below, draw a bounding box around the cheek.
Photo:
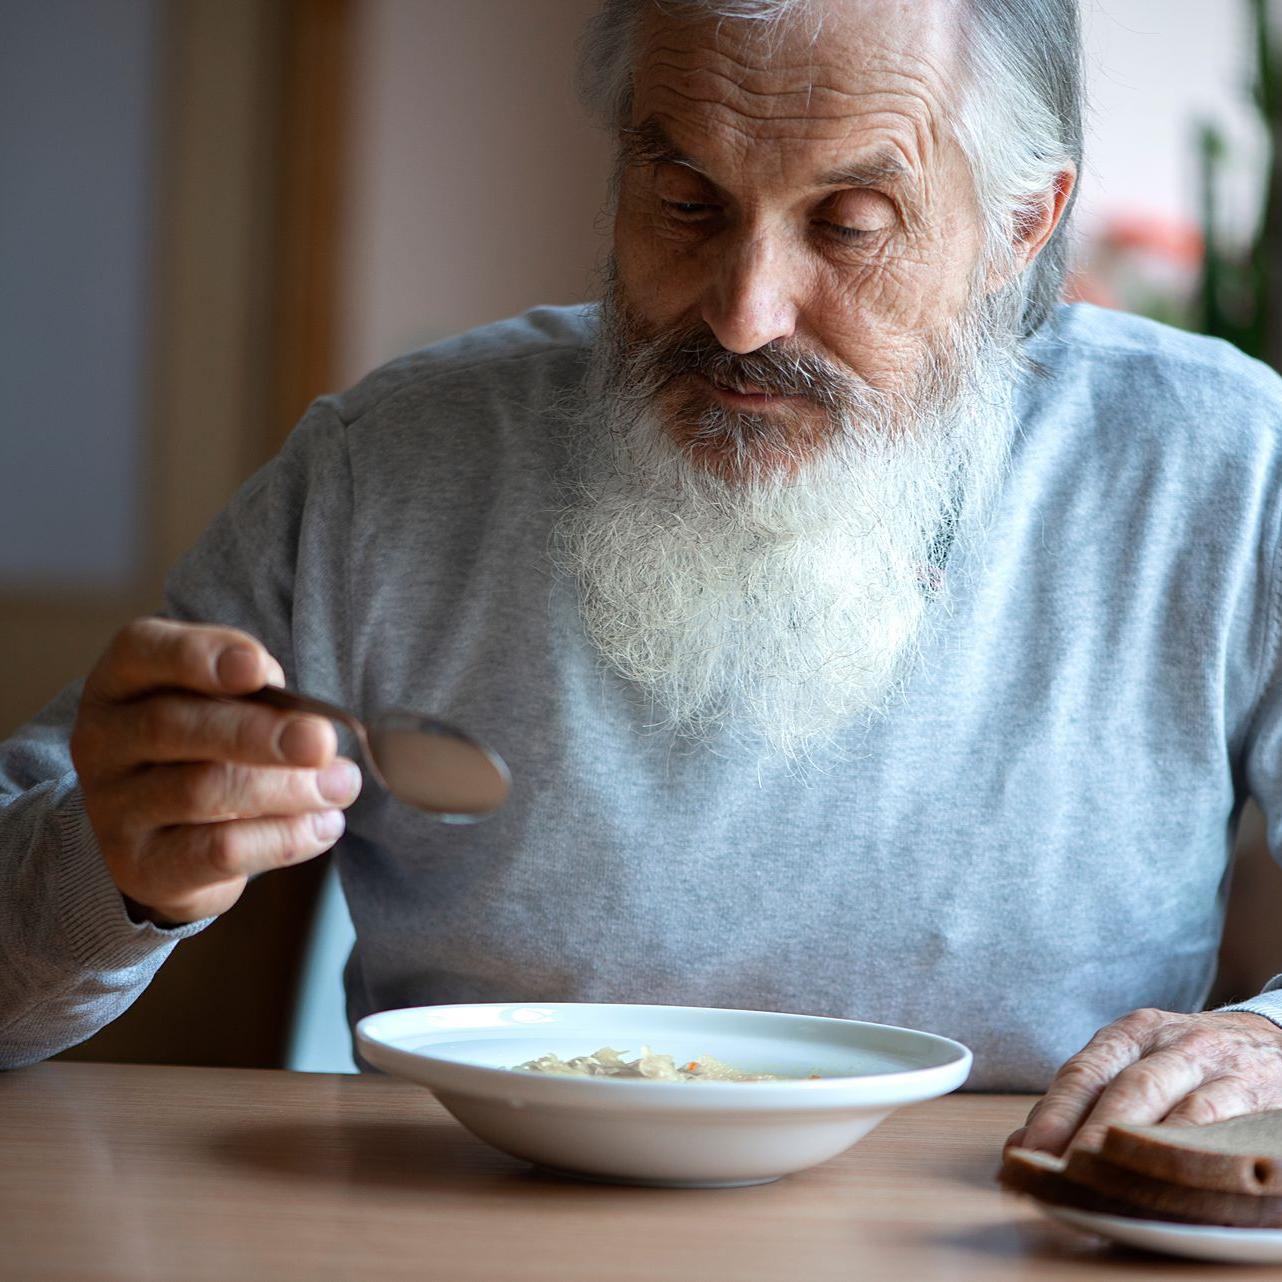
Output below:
[821,221,981,381]
[810,266,931,386]
[612,192,702,328]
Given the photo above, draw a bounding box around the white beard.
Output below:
[554,296,1023,764]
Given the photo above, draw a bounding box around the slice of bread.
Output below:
[998,1146,1177,1221]
[1099,1111,1282,1195]
[1000,1143,1282,1228]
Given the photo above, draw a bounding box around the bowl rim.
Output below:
[356,1001,973,1112]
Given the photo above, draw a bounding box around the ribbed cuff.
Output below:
[1211,978,1282,1032]
[53,780,213,972]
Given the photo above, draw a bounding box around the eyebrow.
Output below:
[817,154,909,189]
[618,118,708,175]
[619,117,910,191]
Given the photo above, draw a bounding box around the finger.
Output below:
[106,694,336,771]
[88,617,285,704]
[1019,1020,1152,1155]
[108,758,362,830]
[142,809,346,893]
[1161,1076,1259,1128]
[1003,1126,1029,1151]
[1069,1047,1207,1151]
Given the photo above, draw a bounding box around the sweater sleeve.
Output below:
[1216,442,1282,1033]
[0,399,354,1068]
[1217,651,1282,1029]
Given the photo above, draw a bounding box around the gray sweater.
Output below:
[5,303,1282,1089]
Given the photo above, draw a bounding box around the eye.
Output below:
[814,220,874,243]
[815,191,897,246]
[663,200,718,220]
[652,162,722,227]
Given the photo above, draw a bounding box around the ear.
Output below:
[1017,164,1077,268]
[986,164,1077,291]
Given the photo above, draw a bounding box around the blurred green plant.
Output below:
[1199,0,1282,368]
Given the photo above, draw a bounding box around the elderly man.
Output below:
[4,0,1282,1158]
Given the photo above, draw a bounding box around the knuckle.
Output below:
[1080,1021,1130,1053]
[103,618,157,674]
[219,763,262,817]
[180,763,230,817]
[1177,1025,1223,1058]
[200,823,244,878]
[1057,1055,1111,1091]
[1099,1009,1164,1058]
[1172,1092,1226,1126]
[105,619,144,664]
[1118,1007,1166,1035]
[1118,1060,1168,1099]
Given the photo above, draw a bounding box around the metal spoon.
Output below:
[246,686,510,823]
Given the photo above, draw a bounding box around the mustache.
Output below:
[622,323,869,412]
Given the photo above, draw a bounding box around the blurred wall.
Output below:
[0,0,158,592]
[337,0,614,386]
[1077,0,1264,243]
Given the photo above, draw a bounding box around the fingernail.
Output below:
[266,659,286,688]
[312,809,345,842]
[217,645,259,689]
[1005,1127,1028,1149]
[317,760,361,804]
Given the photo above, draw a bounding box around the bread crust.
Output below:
[998,1146,1185,1222]
[1100,1112,1282,1196]
[999,1144,1282,1228]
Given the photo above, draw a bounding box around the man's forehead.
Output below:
[628,0,965,162]
[621,115,911,190]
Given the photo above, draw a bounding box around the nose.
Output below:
[700,232,799,354]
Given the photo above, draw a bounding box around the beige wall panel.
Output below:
[337,0,613,386]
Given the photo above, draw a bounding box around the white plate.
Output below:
[356,1002,971,1187]
[1042,1205,1282,1264]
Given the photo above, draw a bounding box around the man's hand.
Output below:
[1004,1007,1282,1155]
[71,617,362,927]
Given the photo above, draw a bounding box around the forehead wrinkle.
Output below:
[636,25,956,114]
[644,85,932,190]
[642,50,859,119]
[633,18,959,169]
[628,113,912,192]
[646,84,901,140]
[637,66,951,181]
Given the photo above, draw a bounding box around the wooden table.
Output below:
[1,1063,1267,1281]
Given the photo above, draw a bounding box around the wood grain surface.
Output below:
[1,1062,1271,1281]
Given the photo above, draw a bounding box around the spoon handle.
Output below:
[244,683,358,726]
[244,685,383,784]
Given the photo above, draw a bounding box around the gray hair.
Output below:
[577,0,1083,338]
